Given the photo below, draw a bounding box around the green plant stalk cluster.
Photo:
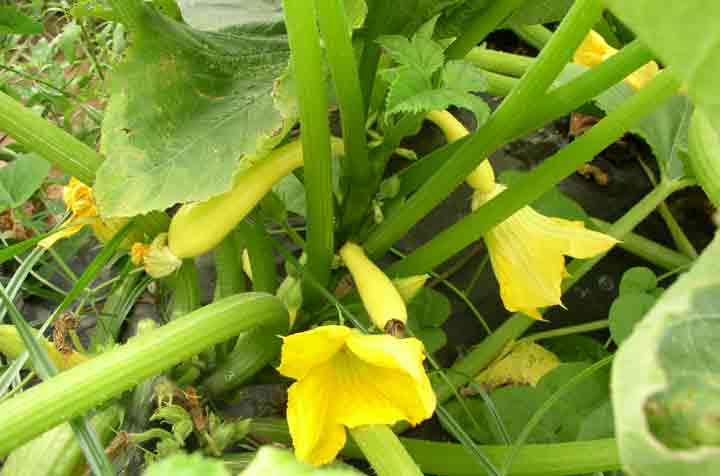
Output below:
[283,0,335,301]
[251,419,620,476]
[0,293,289,456]
[510,24,554,50]
[364,0,606,258]
[315,0,374,234]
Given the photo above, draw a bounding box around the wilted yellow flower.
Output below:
[133,233,182,278]
[130,242,150,266]
[573,30,659,90]
[40,177,132,249]
[277,325,436,466]
[472,184,617,319]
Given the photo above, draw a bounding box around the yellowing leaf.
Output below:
[476,341,560,390]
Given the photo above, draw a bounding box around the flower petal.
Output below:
[332,349,434,428]
[277,325,351,380]
[287,366,346,466]
[485,209,567,318]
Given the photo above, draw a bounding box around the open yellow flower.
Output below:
[573,30,659,91]
[40,177,130,249]
[472,184,617,319]
[277,325,436,466]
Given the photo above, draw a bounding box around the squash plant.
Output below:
[0,0,719,475]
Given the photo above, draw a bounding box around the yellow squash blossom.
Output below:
[472,183,617,319]
[40,178,130,249]
[425,110,617,319]
[573,30,659,91]
[277,325,436,466]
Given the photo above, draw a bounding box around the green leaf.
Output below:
[613,235,720,475]
[543,335,610,363]
[619,267,658,295]
[0,154,50,213]
[609,292,657,345]
[441,60,488,93]
[445,363,610,444]
[378,24,490,121]
[606,1,720,133]
[407,287,450,353]
[509,0,575,25]
[0,6,43,35]
[688,108,720,208]
[95,4,294,217]
[144,453,230,476]
[407,287,450,327]
[176,0,283,31]
[376,35,445,76]
[69,1,118,21]
[242,446,365,476]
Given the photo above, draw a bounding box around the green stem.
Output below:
[516,40,654,138]
[0,92,103,184]
[350,425,424,476]
[283,0,335,299]
[522,320,609,343]
[590,218,693,270]
[213,231,247,300]
[238,220,278,294]
[657,203,699,258]
[510,24,554,50]
[364,0,604,258]
[169,259,201,320]
[388,69,681,276]
[0,293,289,456]
[431,177,692,405]
[484,70,520,96]
[465,47,535,77]
[446,0,532,60]
[252,419,620,476]
[315,0,373,234]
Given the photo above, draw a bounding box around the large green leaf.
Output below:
[176,0,283,31]
[606,1,720,133]
[0,154,50,213]
[95,3,294,217]
[612,234,720,476]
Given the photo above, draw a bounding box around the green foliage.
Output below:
[609,267,662,345]
[243,447,365,475]
[377,18,489,120]
[0,6,43,35]
[607,0,720,133]
[688,109,720,208]
[95,2,295,217]
[407,287,451,353]
[613,235,720,475]
[176,0,283,31]
[0,154,50,214]
[445,363,612,444]
[143,453,230,476]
